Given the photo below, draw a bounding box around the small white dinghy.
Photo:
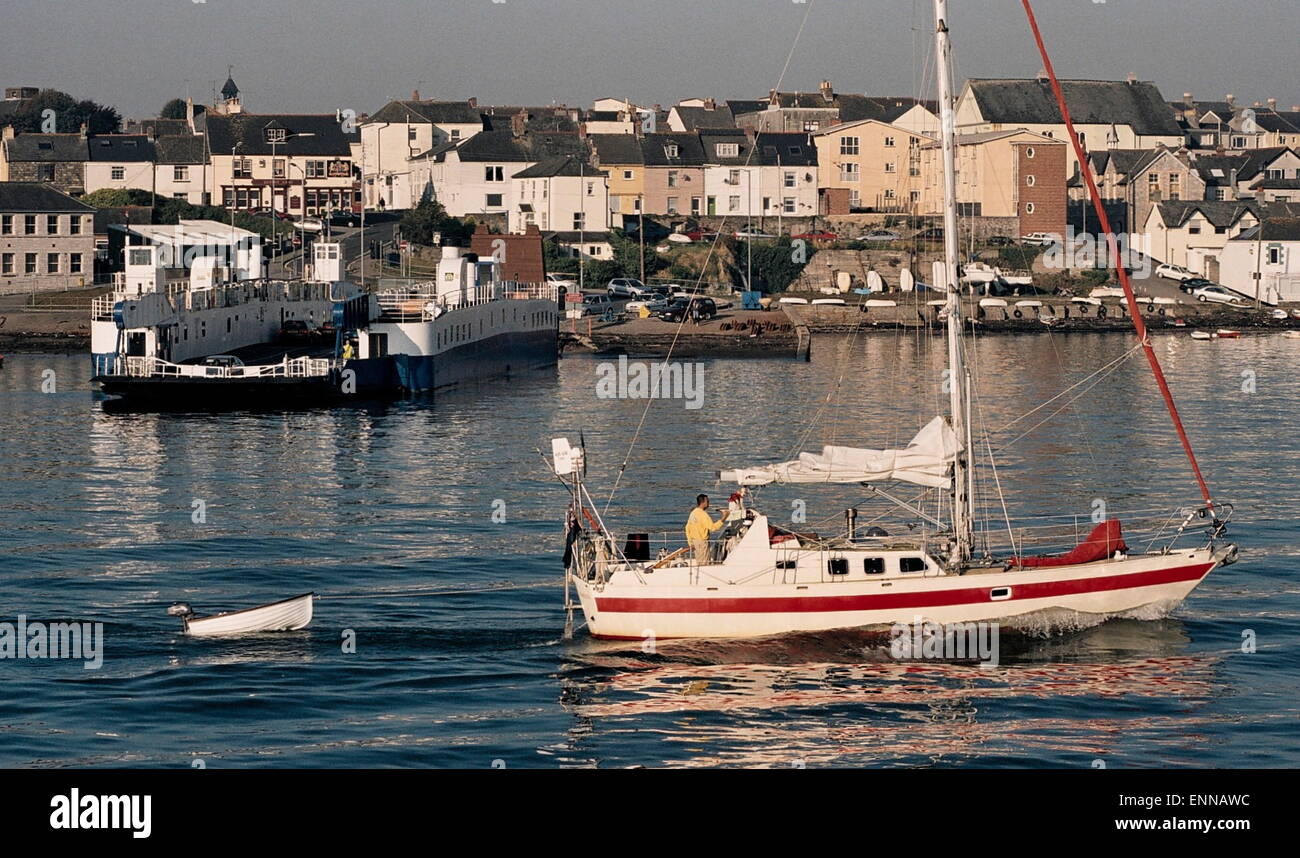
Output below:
[169,592,314,637]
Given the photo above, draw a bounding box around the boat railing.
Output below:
[975,505,1214,558]
[375,281,558,322]
[91,279,339,322]
[111,355,333,380]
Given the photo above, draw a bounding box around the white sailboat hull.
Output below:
[183,592,314,637]
[573,549,1218,641]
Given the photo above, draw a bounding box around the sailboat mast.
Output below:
[934,0,973,562]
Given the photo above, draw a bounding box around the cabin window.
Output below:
[899,557,927,574]
[863,557,885,575]
[368,332,388,357]
[828,558,849,575]
[776,559,797,570]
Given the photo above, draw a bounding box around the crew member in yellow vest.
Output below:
[685,494,725,565]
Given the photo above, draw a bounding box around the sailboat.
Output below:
[550,0,1238,640]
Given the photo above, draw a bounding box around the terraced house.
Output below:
[0,182,96,294]
[360,96,483,210]
[0,125,88,194]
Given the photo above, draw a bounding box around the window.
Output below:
[1025,202,1036,214]
[782,197,795,214]
[1266,168,1285,180]
[900,557,927,574]
[35,164,54,181]
[623,169,633,180]
[24,215,36,235]
[1077,131,1086,144]
[273,159,286,179]
[1026,147,1036,159]
[788,146,802,156]
[0,215,10,234]
[884,162,896,173]
[1188,223,1201,235]
[47,253,59,274]
[1269,247,1283,265]
[450,129,462,141]
[128,248,152,266]
[784,171,795,188]
[266,127,287,143]
[728,195,740,212]
[24,253,37,274]
[1,253,12,275]
[802,120,819,132]
[840,163,859,182]
[863,557,885,574]
[573,211,585,230]
[910,189,920,203]
[233,158,252,178]
[691,197,701,215]
[840,136,859,156]
[47,215,59,234]
[884,136,896,148]
[485,166,504,182]
[174,166,189,182]
[1230,136,1247,148]
[717,142,739,157]
[1169,173,1181,200]
[667,170,679,188]
[728,169,740,185]
[883,188,896,200]
[408,126,417,142]
[486,193,503,207]
[111,166,125,181]
[1026,175,1036,187]
[69,253,82,274]
[633,197,642,213]
[666,196,679,213]
[664,143,679,158]
[849,189,860,208]
[958,202,982,216]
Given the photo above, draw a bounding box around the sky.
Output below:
[1,0,1296,120]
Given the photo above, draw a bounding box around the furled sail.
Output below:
[720,416,960,489]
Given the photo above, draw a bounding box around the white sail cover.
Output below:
[720,416,960,489]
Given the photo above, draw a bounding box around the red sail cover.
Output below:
[1016,519,1128,568]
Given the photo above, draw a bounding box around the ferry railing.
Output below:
[375,281,558,322]
[117,355,332,380]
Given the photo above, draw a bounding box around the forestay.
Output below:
[720,416,960,489]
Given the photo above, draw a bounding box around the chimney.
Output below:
[412,89,420,101]
[146,125,156,142]
[1183,92,1194,108]
[769,88,778,105]
[1267,98,1277,111]
[467,97,477,108]
[2,125,13,141]
[1035,68,1048,82]
[1225,93,1235,106]
[185,96,195,129]
[1253,101,1263,108]
[703,97,716,111]
[79,123,88,139]
[820,79,833,102]
[510,111,526,136]
[1126,73,1137,85]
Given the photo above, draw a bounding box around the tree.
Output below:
[724,236,812,293]
[160,98,187,120]
[79,188,153,208]
[7,89,120,134]
[543,238,578,274]
[609,230,661,281]
[399,198,472,246]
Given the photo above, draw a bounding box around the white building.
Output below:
[360,97,483,210]
[1141,200,1262,276]
[509,156,609,234]
[1219,213,1300,303]
[82,135,157,195]
[429,130,586,218]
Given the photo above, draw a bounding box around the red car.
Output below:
[792,230,838,241]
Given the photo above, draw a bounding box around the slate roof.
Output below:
[154,135,208,165]
[1236,146,1296,181]
[3,133,87,162]
[447,129,585,163]
[588,133,644,165]
[754,133,816,167]
[123,117,194,137]
[671,105,737,131]
[1153,199,1261,229]
[204,113,357,156]
[368,100,483,125]
[726,100,768,118]
[1194,153,1250,186]
[0,182,95,213]
[698,129,753,165]
[87,135,157,162]
[967,79,1183,136]
[640,133,707,166]
[512,155,604,178]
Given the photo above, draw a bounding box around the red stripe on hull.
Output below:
[594,562,1212,615]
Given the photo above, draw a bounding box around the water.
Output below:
[1,331,1297,768]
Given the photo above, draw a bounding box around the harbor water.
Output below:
[1,330,1297,768]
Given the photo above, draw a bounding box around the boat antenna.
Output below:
[934,0,974,562]
[1019,0,1215,513]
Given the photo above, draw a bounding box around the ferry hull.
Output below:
[573,550,1219,640]
[93,374,344,405]
[352,327,557,393]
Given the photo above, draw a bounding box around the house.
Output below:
[0,182,96,294]
[956,77,1185,177]
[666,100,737,132]
[360,95,483,210]
[639,133,707,216]
[508,155,609,235]
[735,81,888,133]
[153,134,210,204]
[917,130,1067,238]
[0,126,88,194]
[1219,213,1300,303]
[428,130,586,218]
[1140,200,1263,276]
[1233,147,1300,197]
[205,112,360,217]
[588,134,646,217]
[83,134,158,195]
[753,132,819,219]
[813,119,933,213]
[700,129,759,217]
[481,105,581,134]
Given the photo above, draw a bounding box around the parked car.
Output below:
[201,355,245,368]
[685,229,717,241]
[296,217,325,234]
[328,210,362,228]
[1191,285,1246,305]
[278,320,314,344]
[986,235,1016,247]
[606,277,651,297]
[546,272,578,289]
[858,229,902,242]
[655,296,717,323]
[581,294,615,316]
[792,230,838,241]
[734,226,777,240]
[913,227,945,241]
[1178,277,1216,293]
[1020,232,1060,246]
[1156,262,1196,282]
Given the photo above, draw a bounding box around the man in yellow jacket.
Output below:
[685,494,725,565]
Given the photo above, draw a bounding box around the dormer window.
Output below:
[37,142,52,150]
[266,127,287,144]
[717,143,739,157]
[664,143,679,158]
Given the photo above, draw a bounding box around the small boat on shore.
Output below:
[168,592,314,636]
[1191,330,1213,340]
[1216,329,1242,339]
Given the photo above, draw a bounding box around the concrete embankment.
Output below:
[560,310,809,358]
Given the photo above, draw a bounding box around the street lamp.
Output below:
[230,141,243,280]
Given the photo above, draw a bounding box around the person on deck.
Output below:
[685,494,725,565]
[341,340,355,361]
